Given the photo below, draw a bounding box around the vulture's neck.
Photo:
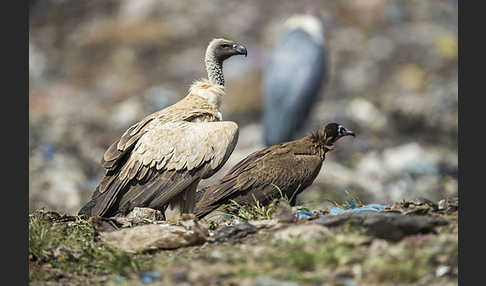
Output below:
[310,131,334,155]
[205,53,225,86]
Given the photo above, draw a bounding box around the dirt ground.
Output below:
[29,198,458,286]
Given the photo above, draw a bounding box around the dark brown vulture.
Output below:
[194,123,355,219]
[78,38,248,221]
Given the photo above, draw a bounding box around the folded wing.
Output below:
[86,120,239,217]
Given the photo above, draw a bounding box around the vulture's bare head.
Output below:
[323,123,355,147]
[207,38,248,63]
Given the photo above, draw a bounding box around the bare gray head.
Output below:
[205,38,247,86]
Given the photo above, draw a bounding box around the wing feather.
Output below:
[84,120,239,217]
[194,144,324,218]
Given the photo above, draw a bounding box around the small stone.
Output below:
[438,199,447,210]
[212,222,259,243]
[126,207,164,221]
[436,265,450,277]
[100,218,209,253]
[173,270,188,282]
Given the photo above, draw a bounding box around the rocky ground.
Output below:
[29,0,458,214]
[29,197,458,286]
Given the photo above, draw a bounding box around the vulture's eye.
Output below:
[338,126,345,135]
[221,44,231,49]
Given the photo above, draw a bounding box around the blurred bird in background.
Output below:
[263,9,328,146]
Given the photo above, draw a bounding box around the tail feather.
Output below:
[78,198,98,217]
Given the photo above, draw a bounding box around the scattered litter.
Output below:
[139,271,162,284]
[40,144,55,161]
[330,203,390,214]
[293,210,315,219]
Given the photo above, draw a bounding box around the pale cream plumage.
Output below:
[78,39,247,220]
[120,121,238,181]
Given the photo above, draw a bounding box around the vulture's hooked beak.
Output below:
[343,130,356,137]
[234,44,248,57]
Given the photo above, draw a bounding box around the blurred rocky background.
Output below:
[29,0,458,214]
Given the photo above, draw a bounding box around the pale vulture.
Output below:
[78,38,248,221]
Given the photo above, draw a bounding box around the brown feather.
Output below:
[194,135,333,219]
[79,118,238,218]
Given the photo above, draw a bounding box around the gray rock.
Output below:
[212,222,259,243]
[100,216,209,253]
[314,212,448,241]
[437,197,458,213]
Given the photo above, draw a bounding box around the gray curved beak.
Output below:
[234,44,247,57]
[344,130,356,137]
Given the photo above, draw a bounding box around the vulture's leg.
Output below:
[164,179,200,222]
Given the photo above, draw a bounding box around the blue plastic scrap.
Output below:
[294,210,315,219]
[139,271,162,284]
[329,203,390,215]
[40,144,55,161]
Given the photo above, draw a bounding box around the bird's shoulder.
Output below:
[121,120,238,179]
[101,96,221,170]
[94,120,239,216]
[194,141,304,211]
[227,137,320,180]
